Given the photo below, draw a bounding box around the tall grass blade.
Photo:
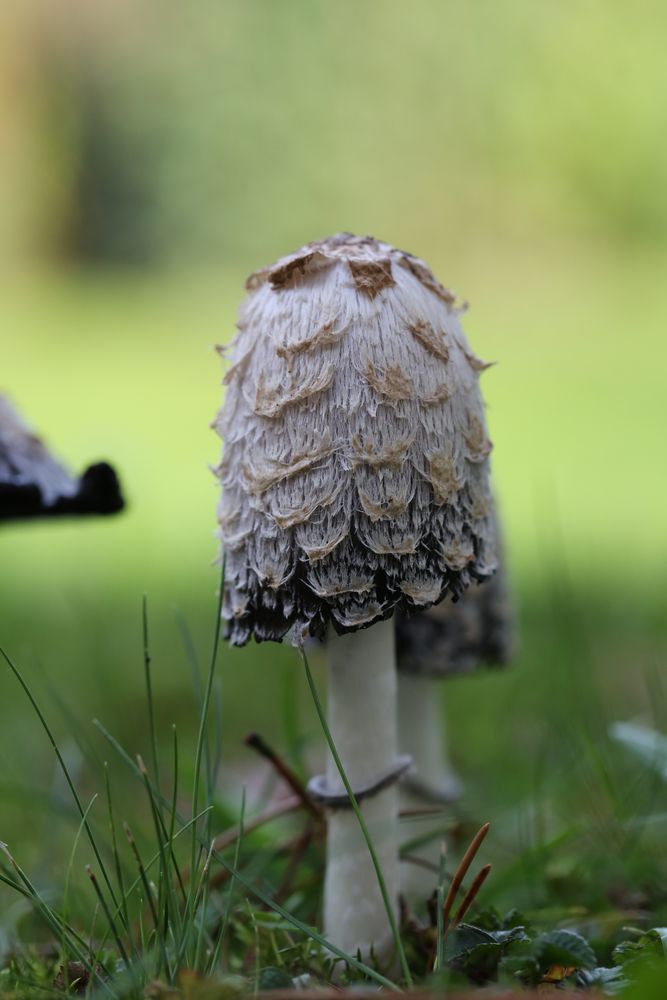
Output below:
[433,842,446,974]
[123,821,170,980]
[94,650,401,989]
[0,645,119,911]
[189,560,225,901]
[86,865,132,973]
[210,786,246,975]
[137,754,182,957]
[62,793,98,970]
[142,595,162,812]
[0,842,107,993]
[104,765,133,943]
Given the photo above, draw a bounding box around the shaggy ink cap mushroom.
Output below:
[215,234,497,645]
[395,538,513,817]
[0,395,124,521]
[396,551,513,678]
[394,519,513,902]
[215,235,501,961]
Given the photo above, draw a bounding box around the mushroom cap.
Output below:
[0,394,124,521]
[0,395,76,507]
[395,556,513,678]
[214,234,497,646]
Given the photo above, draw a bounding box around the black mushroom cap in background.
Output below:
[395,560,514,678]
[214,234,498,646]
[0,395,124,523]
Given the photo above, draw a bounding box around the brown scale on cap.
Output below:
[214,234,497,645]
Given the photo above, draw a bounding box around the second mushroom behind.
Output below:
[214,234,498,966]
[396,545,513,904]
[397,533,513,799]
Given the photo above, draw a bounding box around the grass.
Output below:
[0,589,411,996]
[0,246,666,993]
[0,567,666,996]
[2,0,667,987]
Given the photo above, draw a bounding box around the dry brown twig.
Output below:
[440,821,491,934]
[244,732,324,823]
[452,862,493,927]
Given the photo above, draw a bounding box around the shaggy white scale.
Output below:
[214,234,497,646]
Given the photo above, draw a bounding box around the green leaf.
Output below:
[444,924,496,962]
[532,929,596,971]
[613,927,667,971]
[445,923,531,984]
[577,966,628,995]
[258,966,294,991]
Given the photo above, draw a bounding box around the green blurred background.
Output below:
[1,0,666,902]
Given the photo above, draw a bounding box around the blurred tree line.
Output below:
[1,0,666,269]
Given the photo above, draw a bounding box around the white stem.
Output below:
[397,674,462,800]
[398,674,463,906]
[324,619,399,963]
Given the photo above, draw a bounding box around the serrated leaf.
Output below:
[446,921,530,962]
[577,966,628,995]
[532,929,596,971]
[445,924,496,962]
[613,927,667,970]
[445,922,532,985]
[491,926,531,947]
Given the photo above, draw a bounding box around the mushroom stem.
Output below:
[324,618,399,963]
[397,674,463,803]
[397,674,463,906]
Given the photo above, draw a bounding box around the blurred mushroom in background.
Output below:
[0,395,124,523]
[396,541,514,902]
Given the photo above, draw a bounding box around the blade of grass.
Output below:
[187,560,225,926]
[175,608,214,795]
[0,645,119,912]
[32,662,106,774]
[94,689,402,990]
[94,805,213,963]
[433,842,447,973]
[302,650,412,986]
[103,765,133,945]
[86,865,132,973]
[210,679,224,796]
[192,840,215,971]
[142,596,162,814]
[103,733,401,991]
[124,821,170,980]
[209,787,245,975]
[168,724,187,906]
[137,754,182,956]
[0,843,110,995]
[61,794,98,972]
